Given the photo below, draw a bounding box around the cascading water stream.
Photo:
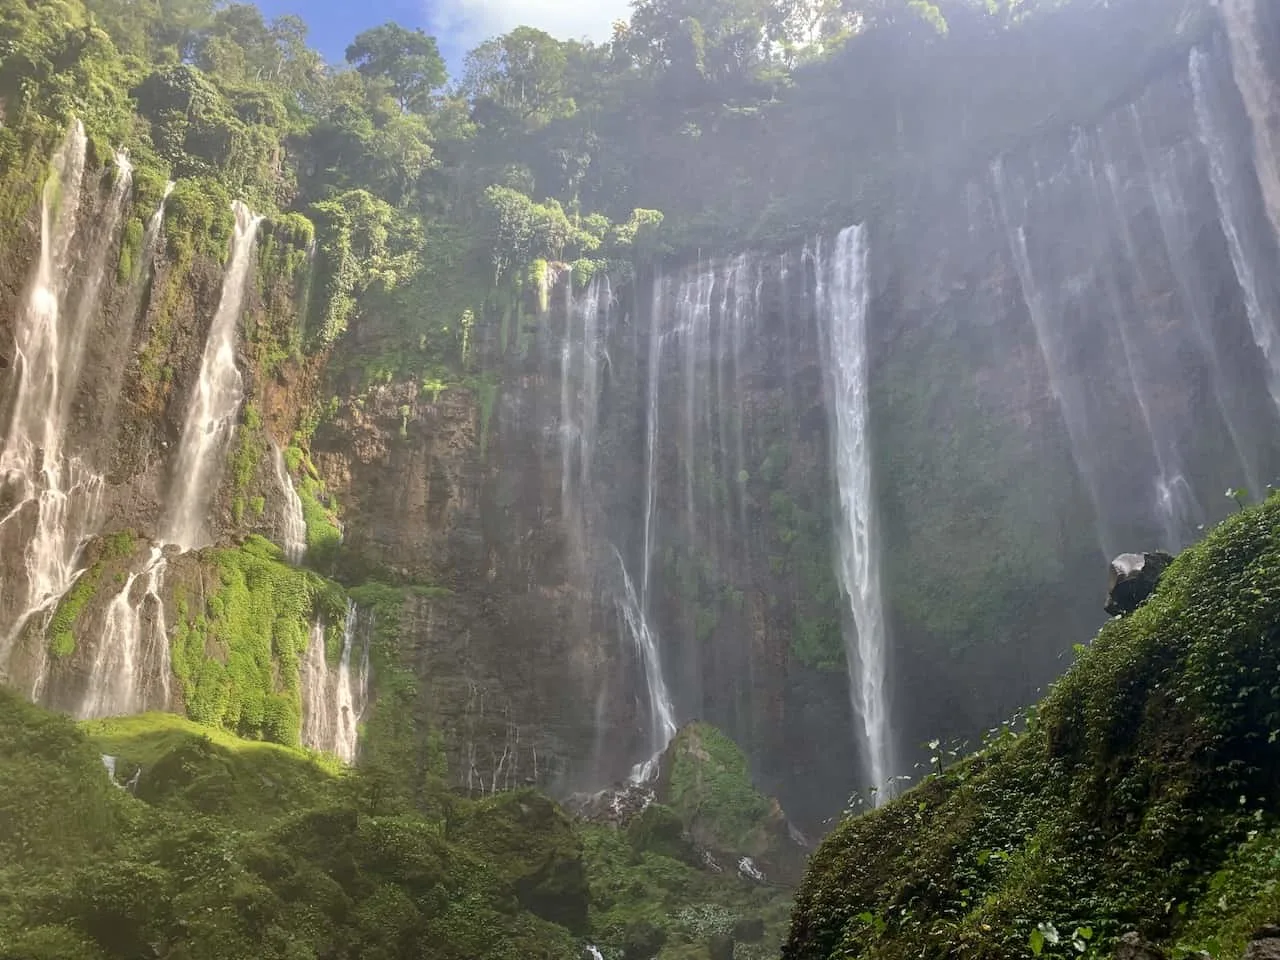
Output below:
[78,547,170,719]
[1191,47,1280,417]
[613,546,678,782]
[272,444,307,565]
[1131,105,1266,498]
[301,602,370,763]
[991,158,1119,557]
[0,124,133,664]
[560,275,611,518]
[123,180,175,302]
[609,282,686,782]
[332,602,370,764]
[816,225,894,799]
[1085,134,1203,548]
[1220,0,1280,247]
[162,201,263,550]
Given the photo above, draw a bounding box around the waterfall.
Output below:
[991,158,1126,556]
[1087,132,1204,549]
[1132,105,1267,498]
[1220,0,1280,247]
[128,180,175,295]
[162,202,263,550]
[272,444,307,564]
[300,601,371,763]
[332,602,369,764]
[0,123,126,660]
[299,619,330,755]
[815,225,893,798]
[560,274,612,516]
[613,547,677,781]
[1191,47,1280,419]
[78,547,170,719]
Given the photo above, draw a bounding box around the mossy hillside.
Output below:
[0,687,591,960]
[345,580,451,807]
[169,535,346,746]
[0,679,794,960]
[0,691,135,870]
[288,445,344,572]
[583,822,794,960]
[81,711,341,822]
[248,213,315,378]
[784,493,1280,960]
[453,790,590,933]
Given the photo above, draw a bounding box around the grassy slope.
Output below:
[784,495,1280,960]
[81,712,342,821]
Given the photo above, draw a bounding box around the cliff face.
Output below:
[1,3,1279,831]
[299,18,1280,828]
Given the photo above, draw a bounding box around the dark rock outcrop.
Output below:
[1244,927,1280,960]
[1115,932,1166,960]
[1105,552,1175,616]
[708,933,735,960]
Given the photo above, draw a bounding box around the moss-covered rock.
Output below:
[659,723,792,871]
[627,803,697,864]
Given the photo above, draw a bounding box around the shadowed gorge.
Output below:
[2,0,1280,956]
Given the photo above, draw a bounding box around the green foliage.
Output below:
[46,573,98,659]
[0,691,131,868]
[115,217,144,284]
[290,448,343,571]
[82,711,341,820]
[0,687,602,959]
[163,176,233,264]
[346,23,446,114]
[784,494,1280,960]
[168,536,338,745]
[309,189,421,346]
[627,803,696,863]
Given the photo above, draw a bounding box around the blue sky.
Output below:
[252,0,632,76]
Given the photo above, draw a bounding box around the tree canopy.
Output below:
[0,0,1198,381]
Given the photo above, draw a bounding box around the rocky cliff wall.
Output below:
[1,3,1278,832]
[299,16,1280,828]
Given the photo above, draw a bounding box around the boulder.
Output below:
[1244,926,1280,960]
[708,933,735,960]
[1105,552,1174,617]
[1115,932,1164,960]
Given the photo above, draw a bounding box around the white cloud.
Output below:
[429,0,633,47]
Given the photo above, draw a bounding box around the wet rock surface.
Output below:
[1106,551,1175,617]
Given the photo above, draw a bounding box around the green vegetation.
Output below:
[82,711,341,820]
[168,536,344,745]
[784,493,1280,960]
[584,821,793,959]
[0,0,1195,404]
[45,531,136,658]
[665,723,778,858]
[0,689,583,959]
[293,447,344,569]
[0,688,790,960]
